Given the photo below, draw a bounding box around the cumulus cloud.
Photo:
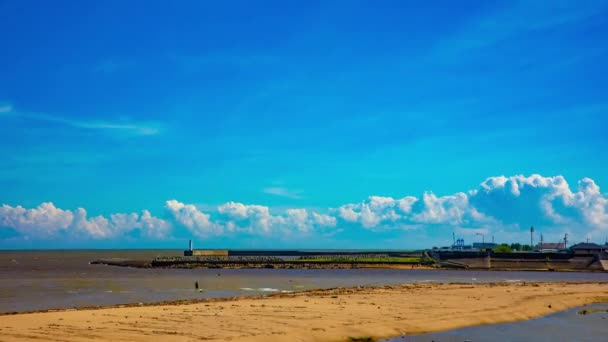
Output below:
[218,202,276,233]
[165,200,220,237]
[0,203,171,239]
[2,174,607,243]
[139,210,172,239]
[0,202,73,238]
[470,175,608,231]
[72,208,172,239]
[311,212,337,227]
[335,193,489,229]
[216,202,335,234]
[333,174,608,241]
[337,196,411,228]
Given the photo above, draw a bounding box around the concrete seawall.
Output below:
[435,251,607,271]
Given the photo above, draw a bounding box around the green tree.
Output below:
[493,244,512,253]
[510,243,522,251]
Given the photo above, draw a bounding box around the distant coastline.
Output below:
[90,248,608,272]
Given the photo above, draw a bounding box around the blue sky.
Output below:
[1,1,608,249]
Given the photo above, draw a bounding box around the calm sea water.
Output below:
[2,250,608,313]
[385,303,608,342]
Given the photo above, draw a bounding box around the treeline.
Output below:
[492,243,534,253]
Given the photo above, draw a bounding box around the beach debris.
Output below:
[348,337,375,342]
[578,308,608,315]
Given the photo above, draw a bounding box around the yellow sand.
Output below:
[1,282,606,342]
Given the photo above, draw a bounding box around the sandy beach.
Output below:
[1,282,606,341]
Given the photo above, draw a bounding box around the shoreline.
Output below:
[1,282,607,341]
[1,280,602,316]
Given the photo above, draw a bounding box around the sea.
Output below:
[2,250,608,314]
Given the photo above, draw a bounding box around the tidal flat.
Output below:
[1,282,607,342]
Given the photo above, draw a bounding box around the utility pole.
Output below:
[564,233,568,249]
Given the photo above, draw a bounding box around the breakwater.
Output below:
[152,254,428,269]
[93,253,430,269]
[91,250,607,272]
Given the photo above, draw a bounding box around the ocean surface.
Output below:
[2,250,608,313]
[385,303,608,342]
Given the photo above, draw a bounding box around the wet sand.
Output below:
[392,302,608,342]
[1,282,607,341]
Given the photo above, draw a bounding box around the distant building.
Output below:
[183,239,228,257]
[448,238,474,251]
[472,242,497,250]
[537,242,566,253]
[570,242,605,255]
[187,250,229,257]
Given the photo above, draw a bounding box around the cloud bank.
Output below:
[1,175,607,244]
[0,203,170,239]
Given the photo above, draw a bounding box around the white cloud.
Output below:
[263,187,302,199]
[411,192,471,225]
[336,196,409,228]
[0,203,171,240]
[470,174,608,231]
[140,210,172,239]
[312,212,337,227]
[333,174,608,243]
[165,200,221,237]
[215,202,336,234]
[73,121,159,136]
[0,202,73,238]
[2,174,607,243]
[218,202,275,233]
[282,209,308,232]
[335,192,487,229]
[72,208,113,238]
[72,209,172,239]
[0,109,160,136]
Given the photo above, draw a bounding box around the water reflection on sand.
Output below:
[386,303,608,342]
